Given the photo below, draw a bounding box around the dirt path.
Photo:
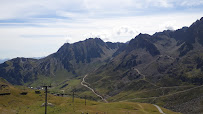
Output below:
[134,68,146,80]
[138,104,148,113]
[153,104,165,114]
[134,68,159,87]
[81,75,108,103]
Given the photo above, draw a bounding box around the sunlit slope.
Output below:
[0,84,179,114]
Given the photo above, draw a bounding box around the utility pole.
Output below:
[85,95,86,106]
[72,91,75,103]
[72,89,76,112]
[43,85,51,114]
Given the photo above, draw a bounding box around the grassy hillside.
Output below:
[0,82,180,114]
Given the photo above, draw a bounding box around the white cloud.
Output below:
[0,0,86,19]
[1,0,201,20]
[82,26,139,42]
[158,20,177,31]
[144,0,173,8]
[114,26,139,36]
[180,0,203,7]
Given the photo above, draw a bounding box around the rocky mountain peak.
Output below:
[84,38,105,46]
[127,33,160,56]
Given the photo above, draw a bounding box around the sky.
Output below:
[0,0,203,59]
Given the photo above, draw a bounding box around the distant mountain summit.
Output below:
[55,38,119,63]
[127,33,160,56]
[0,38,125,85]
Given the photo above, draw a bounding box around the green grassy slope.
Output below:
[0,83,180,114]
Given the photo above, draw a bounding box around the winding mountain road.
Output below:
[81,75,108,103]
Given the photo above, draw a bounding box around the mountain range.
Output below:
[0,17,203,114]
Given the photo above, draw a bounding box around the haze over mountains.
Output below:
[0,58,9,64]
[0,17,203,113]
